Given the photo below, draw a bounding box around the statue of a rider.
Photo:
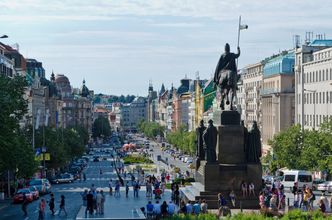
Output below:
[213,43,240,110]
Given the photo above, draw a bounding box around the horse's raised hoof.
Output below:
[226,101,230,105]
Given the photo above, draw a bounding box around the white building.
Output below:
[242,62,263,128]
[295,40,332,129]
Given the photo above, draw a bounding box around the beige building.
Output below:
[261,51,295,147]
[242,62,263,128]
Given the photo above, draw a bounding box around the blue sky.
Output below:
[1,0,332,95]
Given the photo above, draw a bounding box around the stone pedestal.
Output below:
[186,111,262,209]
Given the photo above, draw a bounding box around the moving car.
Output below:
[28,178,51,194]
[29,186,39,200]
[50,173,75,184]
[13,188,34,203]
[317,181,332,193]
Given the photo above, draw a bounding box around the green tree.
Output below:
[0,75,37,178]
[92,116,111,139]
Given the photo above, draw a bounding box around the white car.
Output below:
[317,181,332,193]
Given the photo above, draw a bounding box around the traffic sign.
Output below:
[35,153,51,161]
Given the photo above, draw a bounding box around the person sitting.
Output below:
[146,201,154,219]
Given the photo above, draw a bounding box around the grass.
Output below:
[123,155,153,164]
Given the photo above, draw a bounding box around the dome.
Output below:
[80,79,90,97]
[55,74,70,84]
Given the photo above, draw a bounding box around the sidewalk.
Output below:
[76,188,173,220]
[0,198,11,212]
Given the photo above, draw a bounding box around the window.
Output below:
[323,70,325,81]
[323,92,325,104]
[319,70,321,81]
[327,69,329,80]
[298,175,312,182]
[284,175,295,182]
[319,92,321,104]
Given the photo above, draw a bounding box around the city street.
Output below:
[0,158,121,220]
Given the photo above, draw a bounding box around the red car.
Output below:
[13,188,34,203]
[29,186,39,200]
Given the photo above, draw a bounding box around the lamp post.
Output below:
[304,89,316,130]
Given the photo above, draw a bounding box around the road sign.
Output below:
[35,153,50,161]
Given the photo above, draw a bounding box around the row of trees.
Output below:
[264,120,332,174]
[0,75,37,179]
[166,126,196,155]
[0,75,90,180]
[138,120,165,139]
[92,116,111,139]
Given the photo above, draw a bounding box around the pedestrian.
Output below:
[218,193,227,208]
[109,179,113,195]
[153,200,161,220]
[185,200,193,214]
[146,201,154,219]
[249,182,255,196]
[318,199,326,213]
[241,181,248,197]
[309,189,315,210]
[49,193,55,215]
[320,192,329,212]
[100,168,103,175]
[38,198,46,220]
[167,201,176,216]
[100,190,105,214]
[86,191,94,215]
[259,191,265,209]
[229,190,236,207]
[269,194,277,211]
[58,195,67,216]
[180,200,187,213]
[161,201,168,217]
[200,199,208,214]
[293,191,299,208]
[125,181,130,198]
[22,194,29,217]
[83,172,87,181]
[193,200,201,215]
[96,191,103,214]
[115,181,120,197]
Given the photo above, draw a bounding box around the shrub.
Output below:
[123,155,153,164]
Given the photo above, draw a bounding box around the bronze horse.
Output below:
[213,43,240,110]
[215,70,238,110]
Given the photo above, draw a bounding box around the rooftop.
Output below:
[308,39,332,47]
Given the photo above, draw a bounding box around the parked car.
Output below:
[281,170,313,190]
[93,157,100,162]
[28,178,51,194]
[50,173,75,184]
[317,181,332,193]
[28,186,39,200]
[313,179,325,190]
[13,188,34,203]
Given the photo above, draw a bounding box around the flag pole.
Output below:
[236,15,241,67]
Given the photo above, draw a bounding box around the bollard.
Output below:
[240,201,243,212]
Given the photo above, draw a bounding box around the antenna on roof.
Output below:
[293,35,301,48]
[195,71,199,80]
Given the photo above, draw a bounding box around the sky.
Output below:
[1,0,332,96]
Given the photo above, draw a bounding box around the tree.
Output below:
[270,121,332,174]
[0,75,37,178]
[92,116,111,139]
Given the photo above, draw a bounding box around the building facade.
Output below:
[261,51,295,146]
[242,62,263,128]
[295,40,332,129]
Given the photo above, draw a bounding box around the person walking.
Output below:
[96,191,103,214]
[100,190,105,215]
[109,179,113,195]
[200,199,208,214]
[58,195,67,216]
[38,198,46,220]
[87,191,94,215]
[83,172,87,181]
[160,201,168,217]
[229,190,236,207]
[22,194,29,217]
[49,193,55,215]
[125,181,130,198]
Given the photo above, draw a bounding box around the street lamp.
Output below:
[304,89,317,130]
[0,35,8,39]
